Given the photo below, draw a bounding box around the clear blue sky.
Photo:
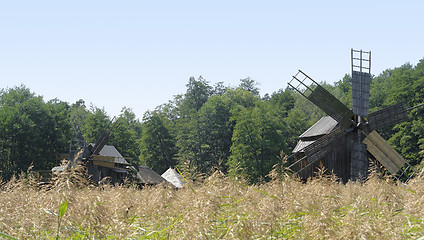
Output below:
[1,1,423,119]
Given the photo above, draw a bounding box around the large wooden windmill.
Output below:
[288,49,413,182]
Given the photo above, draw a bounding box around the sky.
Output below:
[1,1,423,119]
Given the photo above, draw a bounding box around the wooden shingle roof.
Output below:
[137,166,168,185]
[293,116,340,153]
[299,116,338,139]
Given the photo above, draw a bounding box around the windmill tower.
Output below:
[288,49,412,182]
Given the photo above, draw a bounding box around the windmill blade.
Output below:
[303,127,345,162]
[352,71,371,117]
[289,70,354,130]
[368,103,408,131]
[351,49,371,117]
[91,117,121,155]
[289,127,345,175]
[362,130,406,175]
[91,131,110,155]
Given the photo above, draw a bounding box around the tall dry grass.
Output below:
[1,167,424,239]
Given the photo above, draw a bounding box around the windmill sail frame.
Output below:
[351,49,371,117]
[288,70,354,130]
[362,130,407,174]
[368,102,408,131]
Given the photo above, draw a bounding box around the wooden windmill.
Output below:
[288,49,413,182]
[53,117,131,184]
[53,117,170,186]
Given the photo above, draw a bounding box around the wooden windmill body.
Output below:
[53,117,170,186]
[52,117,131,184]
[288,49,411,182]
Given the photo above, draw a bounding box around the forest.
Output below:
[1,59,424,183]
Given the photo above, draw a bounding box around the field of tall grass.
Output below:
[1,167,424,239]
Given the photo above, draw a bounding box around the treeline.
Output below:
[1,60,424,182]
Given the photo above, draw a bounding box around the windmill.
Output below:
[53,116,132,184]
[287,49,415,182]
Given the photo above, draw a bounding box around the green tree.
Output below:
[332,74,352,108]
[110,107,143,166]
[189,95,234,173]
[140,111,177,174]
[0,86,71,179]
[213,82,229,96]
[81,106,111,144]
[181,76,213,113]
[239,77,260,96]
[175,88,260,176]
[44,99,73,167]
[228,101,287,184]
[172,76,214,175]
[268,88,296,118]
[224,88,258,109]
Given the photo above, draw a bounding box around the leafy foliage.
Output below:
[0,86,72,179]
[228,101,287,183]
[140,111,177,174]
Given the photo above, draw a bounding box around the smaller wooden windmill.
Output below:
[288,49,414,182]
[53,117,131,184]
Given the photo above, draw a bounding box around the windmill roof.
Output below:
[89,144,129,164]
[293,139,315,153]
[161,168,185,188]
[299,116,338,139]
[137,166,169,185]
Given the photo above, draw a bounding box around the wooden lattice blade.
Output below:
[92,118,120,155]
[307,85,354,130]
[352,71,371,117]
[289,70,354,130]
[351,49,371,117]
[368,103,408,131]
[362,130,406,174]
[92,132,110,155]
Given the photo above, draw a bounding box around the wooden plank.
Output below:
[92,160,115,168]
[363,130,406,174]
[92,155,116,162]
[367,131,406,170]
